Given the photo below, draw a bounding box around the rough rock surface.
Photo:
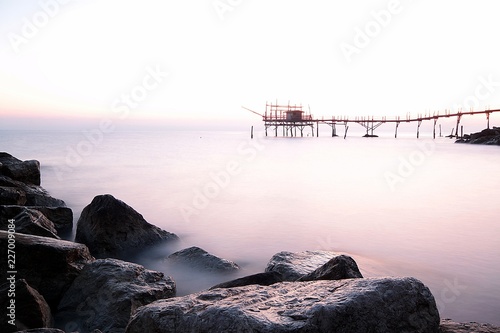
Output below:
[440,319,500,333]
[14,330,67,333]
[0,231,94,309]
[265,250,339,281]
[297,254,363,281]
[0,175,66,207]
[167,246,240,273]
[75,194,178,258]
[27,206,73,234]
[0,152,41,185]
[0,279,53,332]
[210,271,283,289]
[456,127,500,145]
[0,205,59,239]
[56,258,176,333]
[126,277,440,333]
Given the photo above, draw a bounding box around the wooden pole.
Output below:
[251,126,253,139]
[344,126,349,139]
[395,122,399,138]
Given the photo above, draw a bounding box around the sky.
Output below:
[1,0,500,130]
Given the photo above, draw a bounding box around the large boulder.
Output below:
[265,250,339,281]
[28,206,73,234]
[0,175,66,207]
[126,277,440,333]
[0,152,41,185]
[0,279,53,332]
[0,231,94,309]
[297,254,363,281]
[167,246,239,273]
[0,206,59,239]
[210,271,283,289]
[75,194,178,258]
[56,258,176,333]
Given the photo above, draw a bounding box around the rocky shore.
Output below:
[1,152,499,333]
[456,127,500,145]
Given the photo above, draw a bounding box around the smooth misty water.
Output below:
[2,129,499,325]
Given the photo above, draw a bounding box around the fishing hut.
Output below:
[263,102,314,137]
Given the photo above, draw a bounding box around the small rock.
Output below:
[440,319,500,333]
[265,250,338,281]
[0,152,41,185]
[167,246,239,273]
[297,254,363,281]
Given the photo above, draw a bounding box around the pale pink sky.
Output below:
[1,0,500,130]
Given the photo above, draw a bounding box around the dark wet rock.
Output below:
[265,250,338,281]
[126,277,440,333]
[297,254,363,281]
[0,175,66,207]
[440,319,500,332]
[0,279,53,332]
[14,329,67,333]
[56,258,175,333]
[210,271,283,289]
[167,246,239,273]
[75,194,178,259]
[0,205,72,237]
[0,152,41,185]
[0,185,27,205]
[0,206,59,239]
[0,231,94,309]
[456,127,500,145]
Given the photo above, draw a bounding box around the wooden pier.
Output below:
[243,102,500,139]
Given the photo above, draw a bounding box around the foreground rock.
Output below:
[0,152,41,185]
[75,194,178,258]
[297,254,363,281]
[0,231,94,309]
[0,206,59,239]
[127,277,440,333]
[440,319,500,333]
[167,246,240,273]
[56,258,175,333]
[0,175,66,207]
[0,279,53,332]
[265,250,339,281]
[456,127,500,145]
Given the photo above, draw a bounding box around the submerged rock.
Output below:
[75,194,178,258]
[167,246,240,273]
[56,258,176,333]
[126,277,440,333]
[297,254,363,281]
[0,231,94,309]
[0,279,53,332]
[265,250,338,281]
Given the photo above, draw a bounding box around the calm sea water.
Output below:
[2,129,499,325]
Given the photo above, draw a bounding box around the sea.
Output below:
[2,127,499,325]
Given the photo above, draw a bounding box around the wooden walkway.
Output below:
[243,103,500,138]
